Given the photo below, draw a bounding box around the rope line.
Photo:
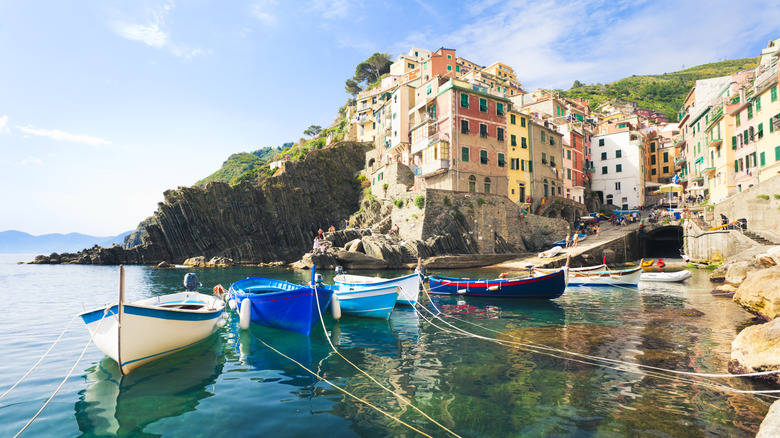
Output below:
[251,331,433,437]
[421,288,780,384]
[313,286,461,438]
[14,308,109,437]
[0,314,79,402]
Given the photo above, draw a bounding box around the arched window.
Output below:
[606,194,614,205]
[468,175,476,192]
[484,177,491,194]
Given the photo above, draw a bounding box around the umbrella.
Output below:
[654,183,683,210]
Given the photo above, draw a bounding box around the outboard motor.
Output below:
[314,273,324,285]
[183,273,202,291]
[334,266,344,276]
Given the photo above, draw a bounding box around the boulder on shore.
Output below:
[757,399,780,437]
[733,265,780,320]
[729,317,780,384]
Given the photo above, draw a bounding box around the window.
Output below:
[468,175,476,192]
[601,152,607,160]
[550,156,556,167]
[496,103,504,116]
[510,158,519,170]
[651,155,656,165]
[567,150,571,159]
[541,152,547,164]
[423,61,428,69]
[461,119,469,134]
[497,127,505,141]
[521,117,526,127]
[484,177,491,194]
[616,164,623,172]
[426,84,432,95]
[651,168,657,175]
[732,136,737,150]
[521,137,527,148]
[663,152,669,162]
[447,54,452,59]
[650,142,656,153]
[758,123,764,139]
[456,65,460,73]
[760,152,766,166]
[460,93,469,108]
[599,138,605,146]
[748,104,753,120]
[567,168,571,179]
[407,63,414,69]
[615,182,621,191]
[447,65,452,71]
[461,146,470,162]
[479,98,488,112]
[510,114,516,125]
[550,137,555,146]
[776,145,780,161]
[663,166,669,173]
[511,134,517,146]
[757,96,762,111]
[479,124,488,138]
[498,153,505,167]
[528,160,533,172]
[480,149,488,165]
[615,150,622,158]
[736,113,741,126]
[772,86,778,102]
[541,131,546,143]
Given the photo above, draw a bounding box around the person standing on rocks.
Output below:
[317,228,324,239]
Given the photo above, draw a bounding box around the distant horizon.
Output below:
[3,1,778,236]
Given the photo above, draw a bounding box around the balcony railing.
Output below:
[419,159,449,176]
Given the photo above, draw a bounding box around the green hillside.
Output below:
[196,152,266,187]
[562,57,760,122]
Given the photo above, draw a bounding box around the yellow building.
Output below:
[755,39,780,180]
[507,109,531,203]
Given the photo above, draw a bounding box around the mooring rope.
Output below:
[418,283,780,388]
[0,314,79,402]
[250,331,434,437]
[14,308,108,437]
[312,286,461,438]
[415,294,780,398]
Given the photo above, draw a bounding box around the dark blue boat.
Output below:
[428,268,567,299]
[228,277,333,336]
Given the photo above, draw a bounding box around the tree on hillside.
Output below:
[345,52,392,95]
[304,125,322,137]
[345,78,362,96]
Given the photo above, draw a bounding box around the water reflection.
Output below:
[75,334,223,437]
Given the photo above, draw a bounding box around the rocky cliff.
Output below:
[34,142,371,265]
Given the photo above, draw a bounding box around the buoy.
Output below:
[239,298,251,330]
[217,319,227,328]
[487,286,500,291]
[221,312,229,319]
[228,299,237,311]
[330,294,341,320]
[457,289,468,294]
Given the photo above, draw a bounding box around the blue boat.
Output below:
[333,272,421,306]
[228,277,333,336]
[323,283,399,319]
[428,268,567,299]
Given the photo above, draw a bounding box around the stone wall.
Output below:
[714,173,780,242]
[684,221,759,263]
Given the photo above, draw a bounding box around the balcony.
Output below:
[675,155,687,166]
[419,159,450,176]
[701,166,715,176]
[755,63,779,94]
[706,134,722,148]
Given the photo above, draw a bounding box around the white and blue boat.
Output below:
[323,283,399,319]
[228,276,333,335]
[333,272,421,306]
[79,268,226,375]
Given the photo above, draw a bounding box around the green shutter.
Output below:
[522,137,527,148]
[496,103,504,116]
[732,136,737,149]
[521,117,526,127]
[760,152,766,166]
[510,114,516,125]
[776,146,780,161]
[735,160,739,172]
[772,86,778,102]
[462,146,469,162]
[757,96,762,111]
[528,160,533,172]
[511,134,517,146]
[461,93,469,108]
[479,98,487,112]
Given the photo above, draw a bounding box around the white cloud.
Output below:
[307,0,358,20]
[107,1,207,59]
[249,0,279,27]
[0,115,9,134]
[21,156,43,166]
[16,125,111,147]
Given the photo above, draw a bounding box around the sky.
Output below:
[1,0,779,236]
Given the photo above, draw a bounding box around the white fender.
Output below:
[330,294,341,320]
[239,298,251,330]
[221,312,229,319]
[217,319,227,328]
[228,299,237,311]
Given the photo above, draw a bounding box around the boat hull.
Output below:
[229,278,333,336]
[333,273,421,306]
[428,269,567,299]
[79,292,225,375]
[640,270,692,282]
[536,265,642,287]
[325,284,399,319]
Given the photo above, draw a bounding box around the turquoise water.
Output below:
[0,254,773,437]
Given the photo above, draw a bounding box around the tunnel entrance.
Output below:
[641,226,684,258]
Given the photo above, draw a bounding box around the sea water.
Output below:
[0,254,773,437]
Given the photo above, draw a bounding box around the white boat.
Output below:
[79,267,226,375]
[538,245,562,258]
[535,265,642,287]
[333,272,421,306]
[640,270,692,282]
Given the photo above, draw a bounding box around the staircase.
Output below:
[743,230,779,245]
[397,244,417,264]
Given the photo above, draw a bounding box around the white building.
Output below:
[591,130,646,210]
